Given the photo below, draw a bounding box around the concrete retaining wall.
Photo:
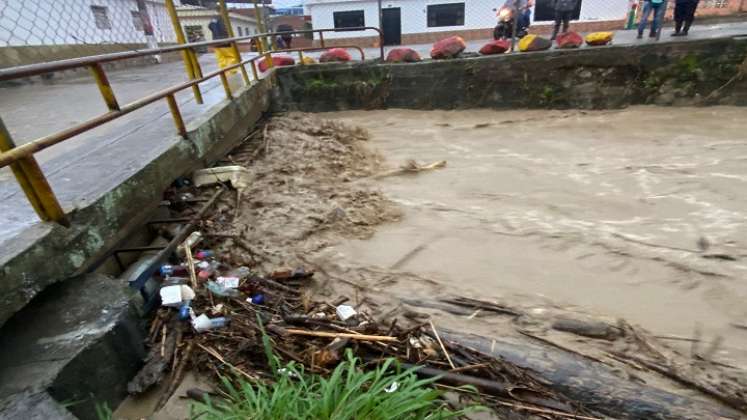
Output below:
[274,36,747,111]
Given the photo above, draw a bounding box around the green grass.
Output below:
[190,351,476,420]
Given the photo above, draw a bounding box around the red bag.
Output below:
[555,31,583,49]
[386,47,421,63]
[258,55,295,72]
[479,39,511,55]
[430,36,466,59]
[319,48,352,63]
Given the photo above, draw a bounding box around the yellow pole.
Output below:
[89,64,120,111]
[252,0,273,69]
[165,0,203,104]
[0,117,68,226]
[217,0,250,85]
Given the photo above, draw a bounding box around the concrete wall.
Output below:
[274,36,747,111]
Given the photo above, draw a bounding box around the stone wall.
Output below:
[274,36,747,111]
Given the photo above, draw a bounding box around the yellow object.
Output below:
[302,56,317,65]
[214,47,240,75]
[518,34,537,52]
[585,31,614,46]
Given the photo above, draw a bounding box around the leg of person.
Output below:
[649,3,661,37]
[672,2,685,35]
[638,1,653,38]
[562,11,571,33]
[551,10,563,40]
[683,0,699,34]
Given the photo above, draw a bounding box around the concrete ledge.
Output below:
[0,274,145,419]
[274,35,747,111]
[0,77,273,328]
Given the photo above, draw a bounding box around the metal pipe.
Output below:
[165,0,204,104]
[89,64,120,111]
[0,117,68,225]
[219,71,232,98]
[253,0,274,69]
[166,94,186,137]
[0,27,383,80]
[218,0,250,85]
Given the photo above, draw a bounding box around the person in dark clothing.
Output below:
[672,0,699,36]
[275,24,294,50]
[550,0,578,40]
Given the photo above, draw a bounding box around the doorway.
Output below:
[382,8,401,46]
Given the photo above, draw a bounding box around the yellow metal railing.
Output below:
[0,26,382,226]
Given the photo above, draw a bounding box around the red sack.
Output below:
[258,55,295,72]
[555,31,583,49]
[430,36,466,59]
[386,47,421,63]
[319,48,352,63]
[479,39,511,55]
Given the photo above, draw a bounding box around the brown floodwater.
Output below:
[325,106,747,366]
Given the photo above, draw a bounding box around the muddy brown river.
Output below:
[324,106,747,367]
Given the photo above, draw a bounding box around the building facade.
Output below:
[176,4,259,43]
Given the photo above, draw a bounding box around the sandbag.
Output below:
[386,47,421,63]
[585,31,614,46]
[555,31,583,49]
[479,39,511,55]
[258,55,295,72]
[430,36,466,59]
[518,34,552,52]
[319,48,352,63]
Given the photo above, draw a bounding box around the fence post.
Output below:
[217,0,251,85]
[0,117,68,226]
[165,0,204,104]
[253,0,274,69]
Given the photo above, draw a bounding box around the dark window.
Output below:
[427,3,465,27]
[131,11,144,31]
[91,5,111,30]
[333,10,365,29]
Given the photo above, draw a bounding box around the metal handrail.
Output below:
[0,26,384,81]
[0,26,384,224]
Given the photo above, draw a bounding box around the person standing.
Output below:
[550,0,579,40]
[672,0,700,36]
[636,0,666,39]
[208,15,239,74]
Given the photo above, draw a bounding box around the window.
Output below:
[131,10,144,31]
[91,5,111,30]
[238,27,243,36]
[333,10,365,29]
[427,3,465,27]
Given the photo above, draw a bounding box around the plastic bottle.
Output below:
[178,301,193,321]
[207,281,240,297]
[250,293,265,305]
[228,266,252,280]
[192,314,230,332]
[195,250,215,260]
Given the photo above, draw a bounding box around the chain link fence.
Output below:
[0,0,177,68]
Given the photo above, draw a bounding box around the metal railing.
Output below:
[0,25,383,226]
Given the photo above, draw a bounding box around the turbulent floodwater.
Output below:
[325,106,747,366]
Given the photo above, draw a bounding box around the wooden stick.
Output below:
[284,329,397,342]
[160,325,167,358]
[183,244,198,290]
[448,362,490,373]
[429,320,456,369]
[196,342,256,381]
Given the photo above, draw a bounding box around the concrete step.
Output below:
[0,273,146,420]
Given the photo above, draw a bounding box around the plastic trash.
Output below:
[195,250,215,260]
[336,305,357,322]
[193,166,251,190]
[160,264,188,277]
[160,285,196,307]
[178,231,202,257]
[250,294,265,305]
[216,276,239,289]
[192,314,230,332]
[207,281,240,297]
[178,301,193,321]
[228,266,252,280]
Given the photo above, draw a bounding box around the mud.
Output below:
[309,107,747,368]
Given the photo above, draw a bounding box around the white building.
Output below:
[176,5,259,42]
[0,0,177,47]
[305,0,629,46]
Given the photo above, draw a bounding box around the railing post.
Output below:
[252,0,274,69]
[165,0,204,104]
[89,64,120,111]
[166,94,187,138]
[218,0,250,85]
[0,117,68,226]
[219,71,233,99]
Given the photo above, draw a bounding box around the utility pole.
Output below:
[137,0,161,62]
